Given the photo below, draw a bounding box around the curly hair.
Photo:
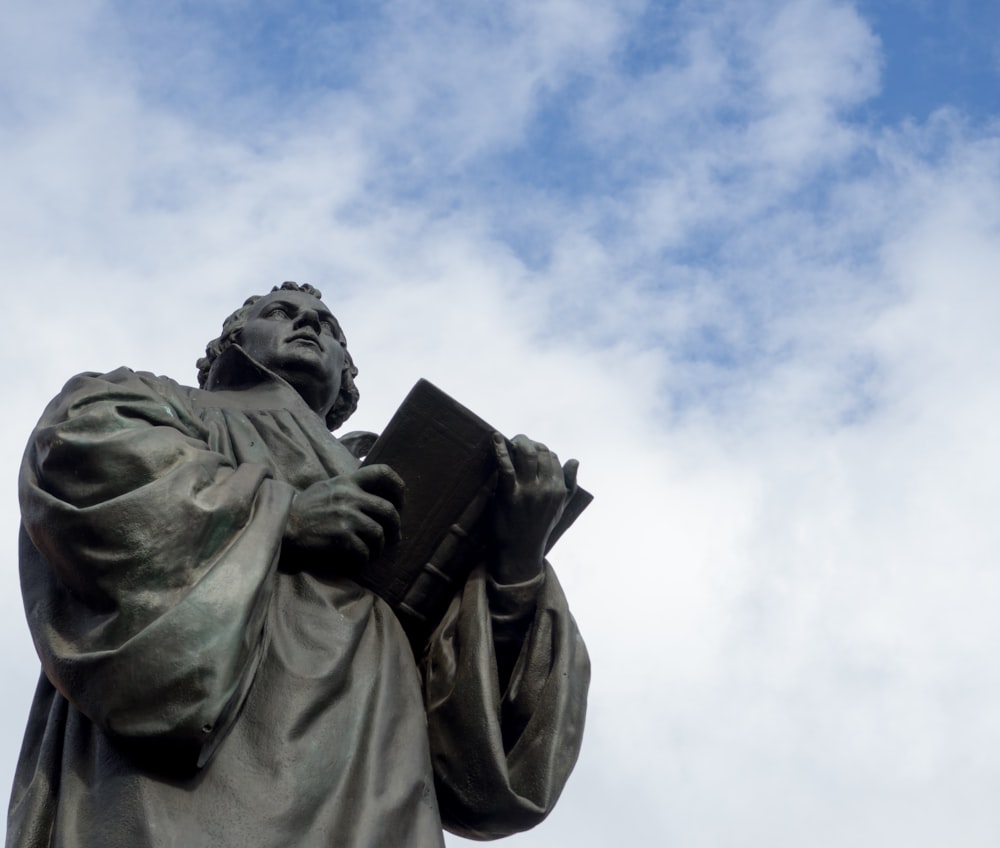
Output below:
[196,281,360,431]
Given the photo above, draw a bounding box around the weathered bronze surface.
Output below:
[8,282,589,847]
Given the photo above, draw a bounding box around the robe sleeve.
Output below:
[423,562,590,840]
[17,368,295,769]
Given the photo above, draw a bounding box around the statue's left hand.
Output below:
[491,433,578,584]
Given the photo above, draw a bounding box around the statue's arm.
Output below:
[486,433,581,684]
[423,562,589,839]
[18,368,294,767]
[421,435,590,839]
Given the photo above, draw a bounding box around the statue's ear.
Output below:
[339,430,379,460]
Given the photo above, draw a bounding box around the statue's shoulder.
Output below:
[57,366,188,393]
[40,367,200,428]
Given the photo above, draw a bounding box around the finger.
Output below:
[493,433,517,499]
[527,448,560,489]
[512,434,548,453]
[540,447,562,481]
[509,434,540,478]
[562,458,579,495]
[356,493,401,544]
[337,526,374,564]
[352,464,406,509]
[352,512,388,560]
[534,443,563,486]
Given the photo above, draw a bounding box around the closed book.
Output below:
[357,379,591,649]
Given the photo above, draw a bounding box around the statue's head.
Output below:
[197,282,360,430]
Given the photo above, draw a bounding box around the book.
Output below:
[357,379,592,650]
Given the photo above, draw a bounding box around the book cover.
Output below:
[358,379,591,648]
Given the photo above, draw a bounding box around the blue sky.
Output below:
[862,1,1000,122]
[2,1,1000,845]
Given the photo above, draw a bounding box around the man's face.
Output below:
[238,290,347,416]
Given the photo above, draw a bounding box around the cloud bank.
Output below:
[1,1,999,845]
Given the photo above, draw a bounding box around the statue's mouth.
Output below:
[288,334,321,349]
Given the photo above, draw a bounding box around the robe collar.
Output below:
[200,345,326,421]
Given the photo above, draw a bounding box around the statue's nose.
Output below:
[295,309,322,330]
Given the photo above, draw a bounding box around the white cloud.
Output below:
[1,2,1000,846]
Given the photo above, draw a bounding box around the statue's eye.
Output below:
[266,307,289,319]
[320,319,336,334]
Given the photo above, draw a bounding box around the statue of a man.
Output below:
[9,282,589,847]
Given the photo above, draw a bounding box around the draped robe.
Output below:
[8,348,589,848]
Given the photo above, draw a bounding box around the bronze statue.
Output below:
[9,282,589,847]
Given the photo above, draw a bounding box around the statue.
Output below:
[8,282,590,847]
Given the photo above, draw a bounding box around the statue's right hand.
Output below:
[284,464,404,567]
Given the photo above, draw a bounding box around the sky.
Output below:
[2,0,1000,845]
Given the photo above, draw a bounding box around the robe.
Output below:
[8,347,589,848]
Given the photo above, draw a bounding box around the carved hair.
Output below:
[196,281,360,430]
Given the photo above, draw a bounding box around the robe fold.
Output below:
[8,348,589,848]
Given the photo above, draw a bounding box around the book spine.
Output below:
[396,474,497,644]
